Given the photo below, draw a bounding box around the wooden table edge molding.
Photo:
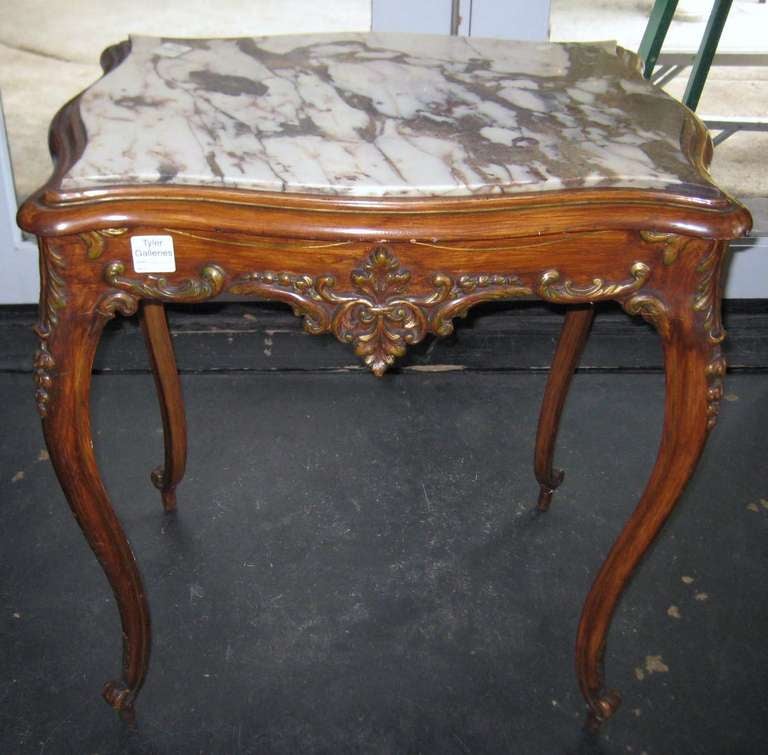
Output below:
[17,34,753,732]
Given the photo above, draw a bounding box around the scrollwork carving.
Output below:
[324,246,438,374]
[33,347,56,418]
[622,293,670,340]
[229,246,534,375]
[229,270,334,334]
[691,242,727,430]
[96,291,140,319]
[705,353,726,430]
[33,244,67,417]
[103,262,226,302]
[537,262,650,303]
[431,274,532,336]
[232,246,451,375]
[693,244,725,345]
[228,247,662,374]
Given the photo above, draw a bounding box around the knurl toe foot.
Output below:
[102,680,136,724]
[150,465,165,491]
[536,468,565,511]
[151,466,177,511]
[583,689,622,733]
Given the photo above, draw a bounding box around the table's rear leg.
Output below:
[576,297,721,730]
[39,294,150,720]
[534,304,594,511]
[140,301,187,512]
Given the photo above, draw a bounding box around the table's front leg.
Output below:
[34,241,149,721]
[577,240,727,730]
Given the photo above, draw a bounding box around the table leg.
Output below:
[534,304,594,511]
[37,290,150,720]
[575,297,722,730]
[140,301,187,511]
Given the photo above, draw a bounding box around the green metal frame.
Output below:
[638,0,679,80]
[638,0,734,111]
[683,0,733,110]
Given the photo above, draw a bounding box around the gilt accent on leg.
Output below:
[576,253,723,727]
[37,274,151,715]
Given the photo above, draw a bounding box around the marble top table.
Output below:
[18,32,752,732]
[55,33,720,200]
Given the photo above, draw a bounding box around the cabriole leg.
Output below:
[576,289,723,731]
[140,301,187,511]
[35,280,150,721]
[534,304,594,511]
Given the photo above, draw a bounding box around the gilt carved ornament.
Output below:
[98,243,662,375]
[34,244,67,417]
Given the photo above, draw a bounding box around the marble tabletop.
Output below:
[58,32,718,199]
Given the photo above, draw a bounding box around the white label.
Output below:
[155,41,192,58]
[131,235,176,273]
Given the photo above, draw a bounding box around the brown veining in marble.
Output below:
[58,33,722,199]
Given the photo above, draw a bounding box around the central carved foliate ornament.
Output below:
[332,246,430,374]
[228,245,532,375]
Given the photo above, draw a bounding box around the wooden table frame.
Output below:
[18,42,752,730]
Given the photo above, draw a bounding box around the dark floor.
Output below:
[2,365,768,754]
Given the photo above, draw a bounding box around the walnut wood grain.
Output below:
[576,240,727,730]
[36,249,150,721]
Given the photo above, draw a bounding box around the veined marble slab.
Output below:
[59,33,718,199]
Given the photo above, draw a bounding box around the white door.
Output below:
[371,0,550,39]
[0,101,38,304]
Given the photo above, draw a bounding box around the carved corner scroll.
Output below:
[621,294,670,340]
[638,234,726,430]
[639,230,694,266]
[34,244,67,417]
[693,244,726,345]
[81,227,129,259]
[96,291,140,320]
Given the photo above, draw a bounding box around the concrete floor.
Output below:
[0,0,765,202]
[2,367,768,753]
